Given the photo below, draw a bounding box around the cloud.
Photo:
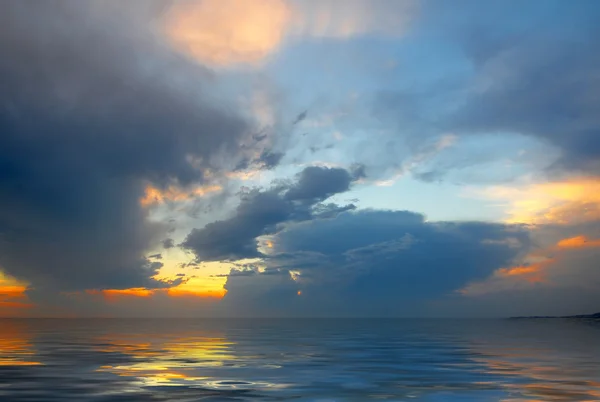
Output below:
[0,273,32,315]
[182,165,358,262]
[445,1,600,176]
[458,220,600,316]
[292,110,308,125]
[284,166,354,202]
[290,0,417,39]
[369,1,600,184]
[164,0,292,66]
[162,238,175,249]
[25,287,223,318]
[0,1,251,297]
[466,177,600,225]
[220,210,531,316]
[140,184,222,207]
[164,0,417,67]
[374,134,457,186]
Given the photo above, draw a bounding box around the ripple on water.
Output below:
[0,319,598,401]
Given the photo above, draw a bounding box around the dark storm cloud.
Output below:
[0,1,250,294]
[182,190,295,261]
[182,166,358,262]
[220,210,531,316]
[162,238,175,249]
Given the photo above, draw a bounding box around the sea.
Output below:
[0,318,599,401]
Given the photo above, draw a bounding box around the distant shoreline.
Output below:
[509,312,600,319]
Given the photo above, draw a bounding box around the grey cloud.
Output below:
[162,238,175,249]
[214,269,257,278]
[371,1,600,181]
[182,166,358,262]
[220,207,600,317]
[182,190,294,261]
[148,254,162,260]
[285,166,353,202]
[292,110,308,125]
[258,150,285,170]
[221,210,532,316]
[219,270,299,317]
[452,25,600,174]
[0,1,251,295]
[311,203,357,219]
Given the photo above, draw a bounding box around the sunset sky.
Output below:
[1,0,599,317]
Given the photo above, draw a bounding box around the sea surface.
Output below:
[0,318,599,401]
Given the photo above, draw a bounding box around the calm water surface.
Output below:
[0,318,599,401]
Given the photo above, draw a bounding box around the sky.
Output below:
[1,0,600,317]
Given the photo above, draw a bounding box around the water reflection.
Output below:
[0,318,598,400]
[95,331,236,387]
[0,319,42,366]
[462,319,600,401]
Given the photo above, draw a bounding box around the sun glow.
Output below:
[472,177,600,225]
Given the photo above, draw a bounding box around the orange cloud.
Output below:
[498,265,542,277]
[163,0,417,67]
[88,284,225,304]
[164,0,292,66]
[556,235,600,249]
[461,233,600,296]
[0,272,33,315]
[88,288,154,302]
[471,177,600,225]
[140,184,221,207]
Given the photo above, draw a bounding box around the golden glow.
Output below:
[164,0,416,67]
[297,290,302,296]
[167,287,226,299]
[95,330,235,385]
[170,274,228,297]
[471,177,600,225]
[88,285,226,303]
[164,0,292,66]
[140,184,222,207]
